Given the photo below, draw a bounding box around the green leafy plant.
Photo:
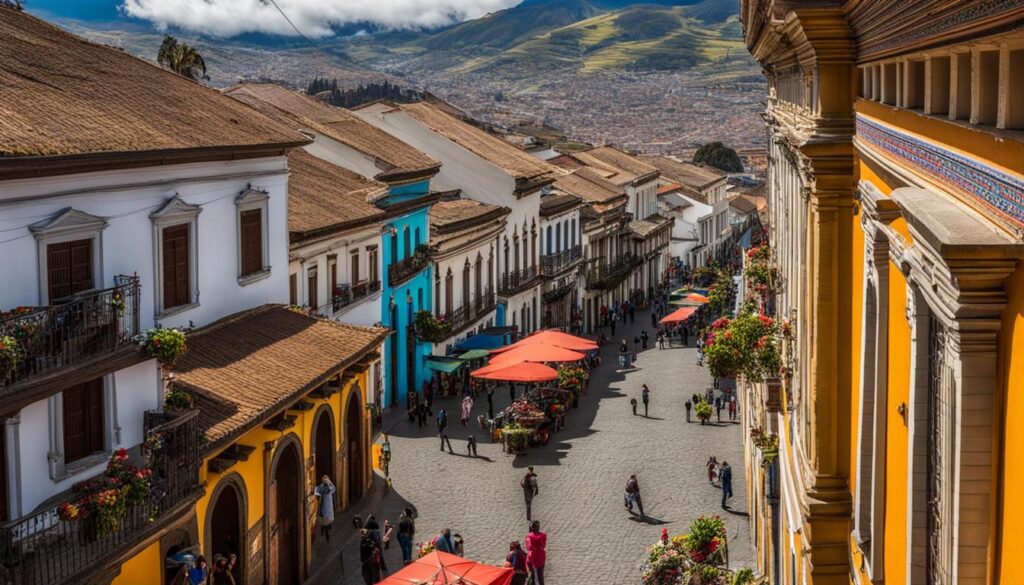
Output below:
[163,386,193,411]
[0,335,20,383]
[500,423,532,450]
[57,449,153,540]
[140,327,187,365]
[557,364,587,390]
[750,427,779,466]
[694,399,713,423]
[732,567,756,585]
[639,516,729,584]
[703,309,780,381]
[413,310,451,343]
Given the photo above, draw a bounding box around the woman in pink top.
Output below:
[524,520,547,585]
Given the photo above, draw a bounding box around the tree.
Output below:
[692,142,743,173]
[157,35,208,81]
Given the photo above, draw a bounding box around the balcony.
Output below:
[0,276,140,394]
[498,266,539,296]
[388,246,431,287]
[439,287,496,340]
[583,253,643,291]
[539,245,583,278]
[0,410,202,585]
[319,280,381,315]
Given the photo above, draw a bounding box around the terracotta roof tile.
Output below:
[572,146,659,186]
[430,198,508,228]
[629,214,674,238]
[288,149,387,240]
[0,8,307,162]
[553,170,625,204]
[224,83,439,180]
[640,156,725,195]
[172,305,388,450]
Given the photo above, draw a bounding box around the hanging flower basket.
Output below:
[58,449,153,542]
[0,335,20,384]
[140,327,187,365]
[413,310,451,343]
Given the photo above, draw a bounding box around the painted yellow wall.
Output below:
[884,262,910,585]
[849,206,865,499]
[112,540,162,585]
[997,268,1024,582]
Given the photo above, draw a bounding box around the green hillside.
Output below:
[421,0,604,51]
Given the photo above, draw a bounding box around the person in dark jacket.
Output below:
[505,541,529,585]
[359,530,381,585]
[397,508,416,565]
[720,461,733,508]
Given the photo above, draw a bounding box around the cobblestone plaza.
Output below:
[310,308,753,584]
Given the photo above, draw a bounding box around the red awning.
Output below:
[491,330,598,354]
[379,551,513,585]
[487,343,586,367]
[660,306,697,324]
[471,361,559,383]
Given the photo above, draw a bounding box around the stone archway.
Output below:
[311,407,336,494]
[346,390,364,503]
[206,475,246,585]
[269,440,303,585]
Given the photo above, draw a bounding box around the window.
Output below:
[328,255,338,295]
[462,261,471,306]
[444,269,454,315]
[976,49,999,126]
[162,224,191,311]
[290,273,298,305]
[47,239,94,302]
[63,378,104,464]
[1006,49,1024,130]
[235,189,269,283]
[308,267,318,310]
[414,227,422,248]
[368,248,379,284]
[905,60,924,109]
[350,251,360,285]
[151,196,201,315]
[952,52,972,120]
[571,219,577,247]
[927,56,950,115]
[546,226,553,254]
[434,272,441,317]
[555,227,561,253]
[882,62,897,105]
[403,226,411,259]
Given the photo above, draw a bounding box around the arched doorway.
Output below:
[346,393,364,502]
[313,410,335,490]
[269,442,302,585]
[207,479,245,585]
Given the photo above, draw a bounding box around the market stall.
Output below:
[379,551,512,585]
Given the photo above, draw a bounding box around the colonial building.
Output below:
[656,184,711,262]
[538,191,585,330]
[740,2,1024,585]
[224,83,441,408]
[353,101,559,337]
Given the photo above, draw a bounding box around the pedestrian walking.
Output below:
[618,338,628,368]
[630,397,638,416]
[453,534,465,557]
[313,475,336,541]
[657,331,665,349]
[437,409,448,435]
[505,541,529,585]
[415,402,427,428]
[720,461,734,508]
[525,521,547,585]
[651,311,658,328]
[467,434,478,457]
[487,388,495,420]
[364,515,387,572]
[728,398,736,421]
[641,329,649,349]
[359,530,381,585]
[716,399,722,423]
[707,456,719,485]
[610,317,616,336]
[641,384,650,417]
[460,395,473,426]
[685,400,692,422]
[433,528,456,554]
[633,336,640,354]
[624,474,645,516]
[397,508,416,565]
[521,466,539,520]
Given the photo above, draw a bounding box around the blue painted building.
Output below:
[378,179,439,407]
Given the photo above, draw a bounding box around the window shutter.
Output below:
[63,378,104,464]
[163,225,190,309]
[47,239,93,302]
[290,274,297,305]
[308,269,318,311]
[240,209,263,276]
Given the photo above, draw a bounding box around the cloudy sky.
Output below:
[118,0,524,37]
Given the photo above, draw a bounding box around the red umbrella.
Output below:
[471,361,559,383]
[492,330,597,354]
[379,551,513,585]
[660,306,697,324]
[488,343,586,367]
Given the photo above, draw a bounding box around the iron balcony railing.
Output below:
[539,245,583,278]
[0,276,140,390]
[584,253,643,290]
[440,287,496,340]
[320,280,382,315]
[0,410,201,585]
[388,246,431,287]
[498,266,539,296]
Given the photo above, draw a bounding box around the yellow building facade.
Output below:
[110,306,386,585]
[740,2,1024,584]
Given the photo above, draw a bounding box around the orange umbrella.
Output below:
[685,293,709,303]
[488,343,586,367]
[492,330,597,354]
[471,361,559,383]
[379,551,513,585]
[660,306,697,324]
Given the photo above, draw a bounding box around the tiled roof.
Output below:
[539,192,581,217]
[657,183,683,195]
[172,305,388,450]
[224,83,440,181]
[288,149,387,240]
[662,193,693,209]
[640,156,725,195]
[430,198,509,228]
[572,146,659,186]
[396,102,558,182]
[0,7,308,168]
[629,214,674,238]
[729,193,760,214]
[553,170,625,204]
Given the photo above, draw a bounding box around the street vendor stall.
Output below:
[379,551,512,585]
[491,330,597,354]
[487,343,586,367]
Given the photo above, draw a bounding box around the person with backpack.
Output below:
[505,541,529,585]
[624,474,645,516]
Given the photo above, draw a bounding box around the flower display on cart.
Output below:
[639,516,741,585]
[507,401,546,427]
[557,365,587,391]
[417,541,436,558]
[57,448,154,539]
[140,327,187,365]
[500,423,532,452]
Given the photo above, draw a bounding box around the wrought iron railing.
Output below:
[583,254,642,290]
[440,287,496,340]
[323,280,382,314]
[498,266,539,296]
[540,245,583,278]
[0,276,141,389]
[0,410,201,585]
[388,246,431,287]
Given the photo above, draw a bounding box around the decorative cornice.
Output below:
[29,207,107,239]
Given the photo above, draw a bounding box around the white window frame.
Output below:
[235,187,271,285]
[46,374,118,482]
[150,195,202,318]
[29,208,107,306]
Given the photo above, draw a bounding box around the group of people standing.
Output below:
[357,508,420,584]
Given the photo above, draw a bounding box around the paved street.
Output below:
[309,306,753,584]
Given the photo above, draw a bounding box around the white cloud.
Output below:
[121,0,523,38]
